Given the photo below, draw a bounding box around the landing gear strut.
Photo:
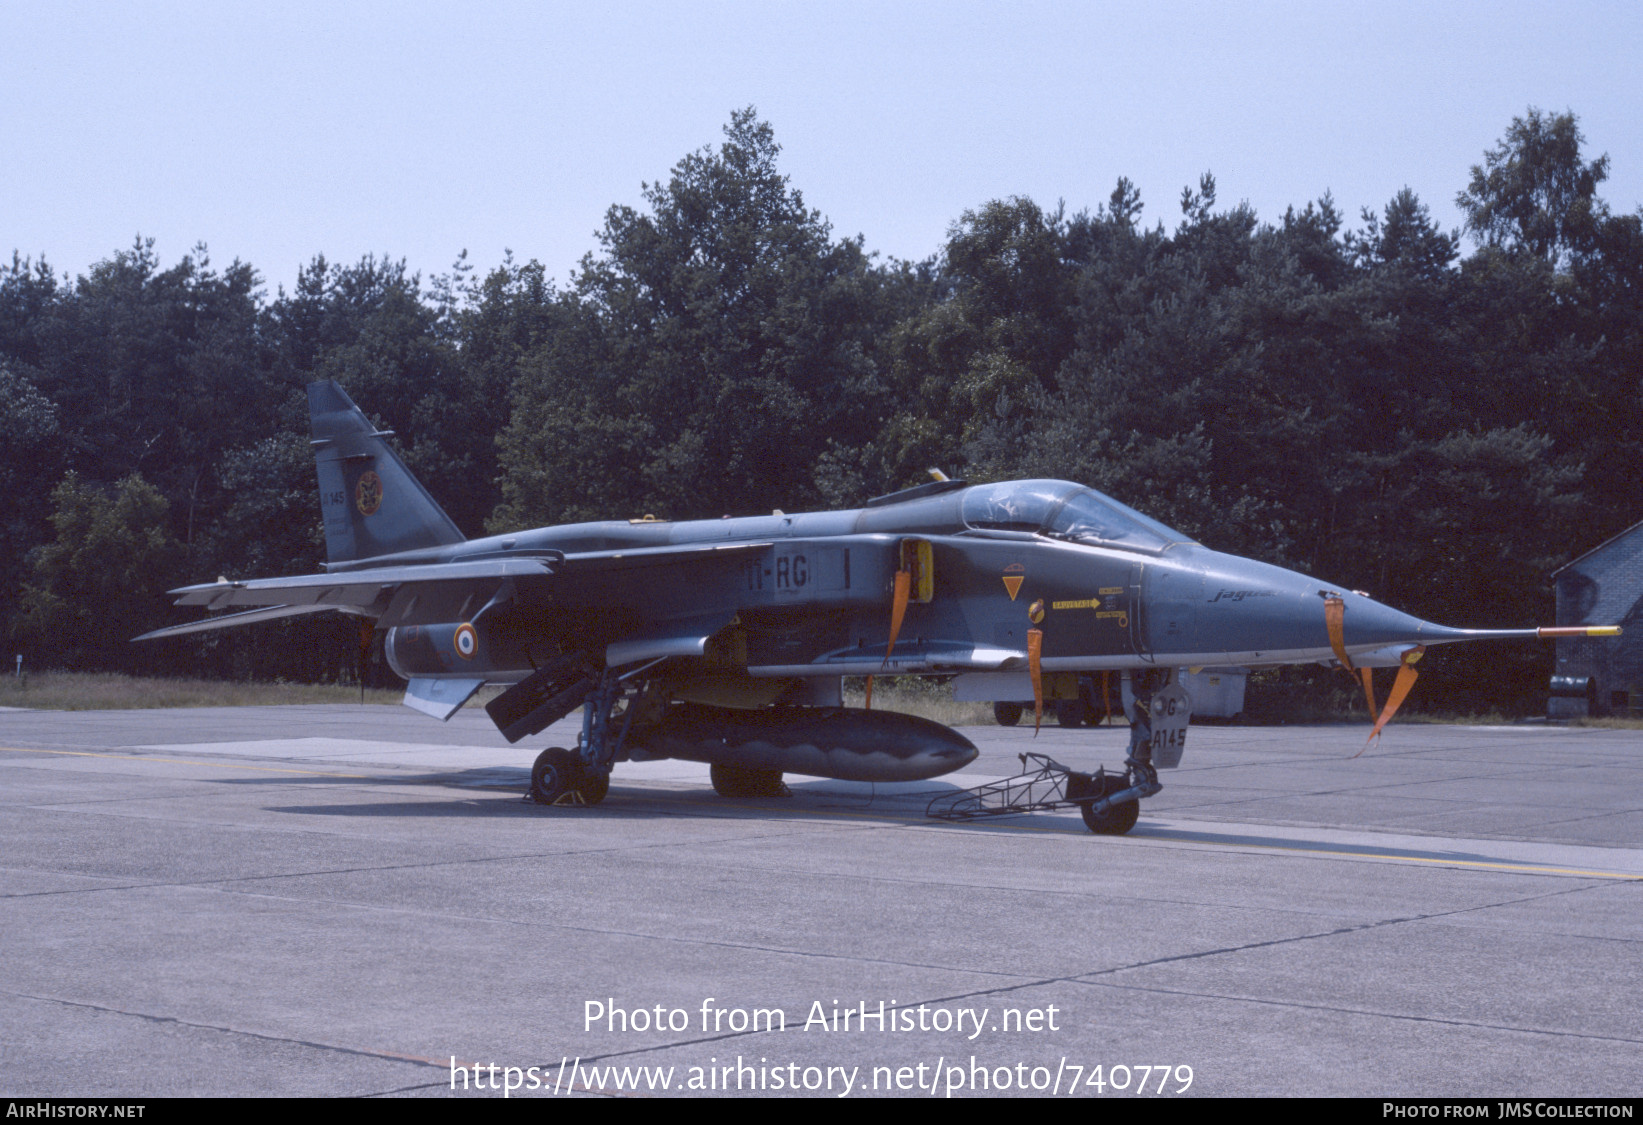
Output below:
[567,669,626,805]
[1114,667,1165,827]
[526,663,654,807]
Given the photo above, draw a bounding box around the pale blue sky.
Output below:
[4,1,1639,292]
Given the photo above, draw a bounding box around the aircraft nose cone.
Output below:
[1166,548,1432,660]
[1330,592,1434,649]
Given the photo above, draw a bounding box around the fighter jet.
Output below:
[139,381,1620,833]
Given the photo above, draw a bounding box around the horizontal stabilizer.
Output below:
[168,557,557,616]
[133,603,362,641]
[402,678,486,721]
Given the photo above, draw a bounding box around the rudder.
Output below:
[309,380,465,563]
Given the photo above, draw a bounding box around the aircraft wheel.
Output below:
[1055,700,1086,728]
[575,768,610,806]
[530,747,581,804]
[710,762,790,798]
[993,702,1023,727]
[1080,774,1139,835]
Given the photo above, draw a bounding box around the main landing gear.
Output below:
[523,662,800,807]
[530,746,609,806]
[527,667,633,807]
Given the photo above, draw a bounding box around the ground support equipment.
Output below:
[925,752,1160,834]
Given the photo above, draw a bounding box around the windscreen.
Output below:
[1048,489,1188,552]
[962,480,1190,552]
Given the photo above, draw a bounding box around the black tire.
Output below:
[1081,774,1140,835]
[710,762,790,798]
[993,701,1023,727]
[1070,772,1140,835]
[575,768,610,806]
[530,747,580,805]
[1055,700,1087,728]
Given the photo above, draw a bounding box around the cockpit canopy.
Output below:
[960,480,1192,553]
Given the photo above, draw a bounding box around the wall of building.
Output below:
[1553,523,1643,717]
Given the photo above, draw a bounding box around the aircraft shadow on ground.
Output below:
[220,767,1528,858]
[200,769,1549,859]
[237,766,1043,827]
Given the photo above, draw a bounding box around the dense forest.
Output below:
[4,108,1639,713]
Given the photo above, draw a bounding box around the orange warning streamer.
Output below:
[866,566,913,712]
[1325,594,1378,720]
[1028,628,1044,735]
[1324,595,1352,669]
[1356,647,1424,755]
[886,568,911,661]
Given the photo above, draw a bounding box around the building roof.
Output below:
[1552,517,1643,577]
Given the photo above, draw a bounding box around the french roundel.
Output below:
[453,623,478,660]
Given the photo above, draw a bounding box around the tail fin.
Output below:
[309,380,465,564]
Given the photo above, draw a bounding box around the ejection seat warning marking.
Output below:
[1003,563,1024,601]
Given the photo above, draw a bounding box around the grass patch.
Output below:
[840,677,996,727]
[1573,715,1643,730]
[0,671,403,711]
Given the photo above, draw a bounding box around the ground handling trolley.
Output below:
[925,752,1160,836]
